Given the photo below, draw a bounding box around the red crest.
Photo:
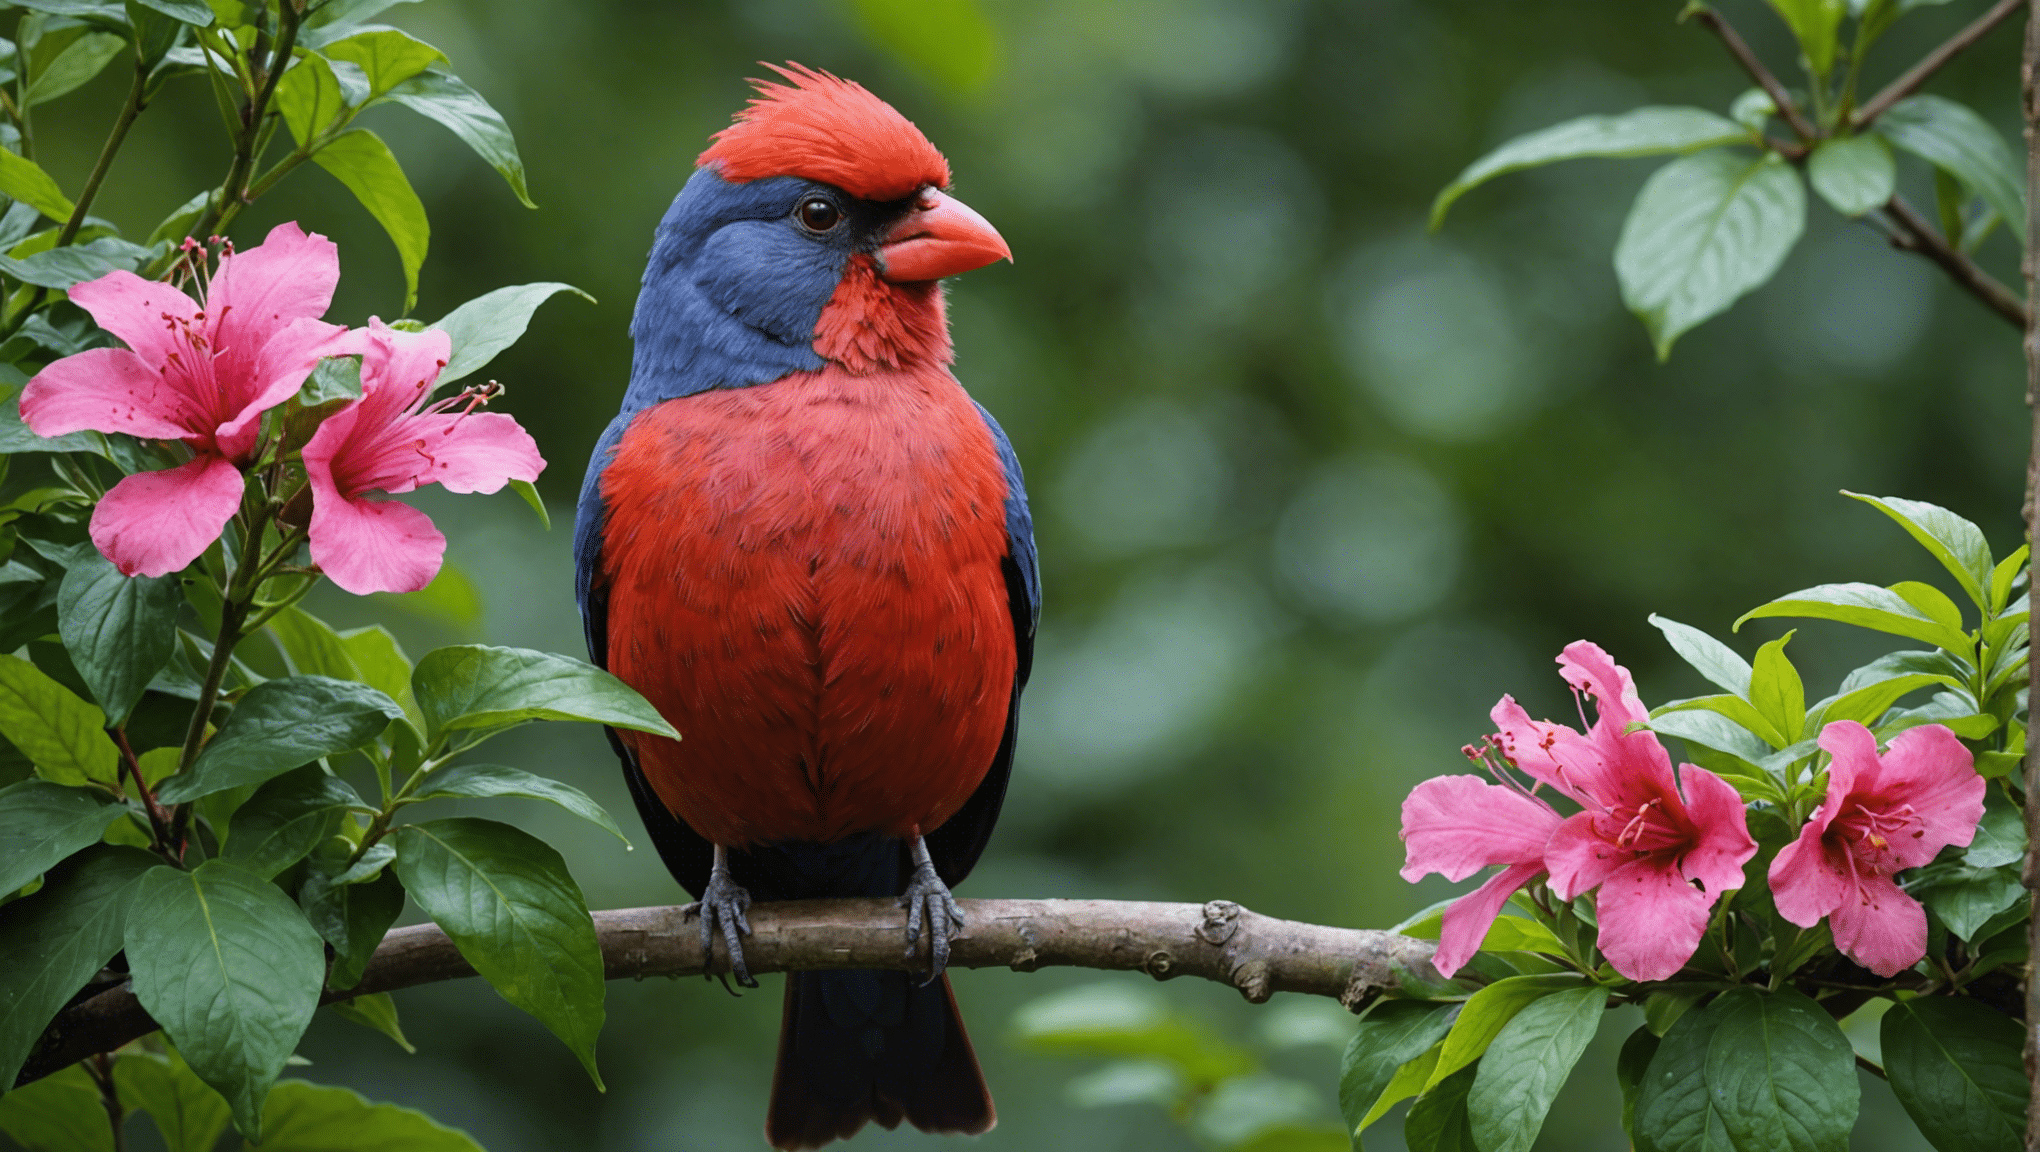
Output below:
[697,63,950,202]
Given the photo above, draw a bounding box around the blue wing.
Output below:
[926,402,1037,885]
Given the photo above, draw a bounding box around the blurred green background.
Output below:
[11,0,2033,1147]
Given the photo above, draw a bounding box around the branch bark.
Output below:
[1882,193,2028,327]
[2020,4,2040,1148]
[1855,0,2025,130]
[17,898,1441,1089]
[1690,7,1819,141]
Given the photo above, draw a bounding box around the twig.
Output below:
[182,0,302,247]
[1882,194,2027,327]
[1855,0,2025,129]
[14,898,1442,1088]
[2019,8,2040,1149]
[56,60,148,248]
[1688,6,1819,141]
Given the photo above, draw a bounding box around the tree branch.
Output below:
[1881,193,2028,326]
[1854,0,2025,130]
[1689,6,1819,141]
[16,898,1441,1089]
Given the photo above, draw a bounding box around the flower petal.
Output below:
[1489,695,1601,805]
[1675,764,1758,897]
[1871,724,1984,863]
[213,317,359,458]
[207,221,341,348]
[308,488,446,595]
[1558,640,1650,731]
[1542,811,1626,901]
[20,348,198,440]
[1593,857,1714,981]
[1434,861,1546,978]
[66,270,199,368]
[1828,872,1927,978]
[1768,825,1851,928]
[1399,775,1562,883]
[89,454,243,577]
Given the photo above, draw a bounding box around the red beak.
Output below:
[876,189,1011,283]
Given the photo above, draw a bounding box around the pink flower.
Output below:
[1768,721,1983,977]
[20,223,355,576]
[1400,772,1564,977]
[303,320,543,595]
[1493,641,1757,981]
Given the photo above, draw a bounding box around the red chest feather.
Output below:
[598,366,1016,847]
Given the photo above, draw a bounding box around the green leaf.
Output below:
[155,675,401,803]
[509,477,549,530]
[1893,581,1966,637]
[0,844,156,1088]
[1807,673,1946,731]
[1338,1000,1457,1135]
[392,818,604,1085]
[1882,998,2024,1152]
[383,68,536,209]
[1765,0,1845,75]
[428,282,592,386]
[407,761,625,843]
[1480,915,1568,956]
[1361,1046,1440,1129]
[1646,708,1775,767]
[0,151,72,223]
[265,605,359,681]
[26,30,124,106]
[412,644,675,742]
[1748,631,1804,744]
[1966,787,2025,869]
[1913,864,2023,941]
[1654,693,1790,749]
[1405,1064,1479,1152]
[1880,96,2026,243]
[124,861,327,1139]
[1618,1026,1661,1145]
[312,128,427,312]
[319,28,442,99]
[222,764,361,879]
[1649,613,1752,696]
[303,0,420,28]
[376,559,482,626]
[326,992,414,1053]
[1735,582,1971,653]
[1615,150,1805,359]
[1633,986,1857,1152]
[1427,974,1582,1089]
[0,1063,108,1152]
[1468,986,1609,1152]
[245,1079,484,1151]
[1845,492,1994,611]
[275,50,350,146]
[115,1045,232,1152]
[0,236,149,288]
[0,652,118,786]
[1987,546,2026,616]
[57,550,181,726]
[129,0,212,23]
[1430,107,1747,228]
[298,856,403,990]
[0,779,121,895]
[1807,134,1894,216]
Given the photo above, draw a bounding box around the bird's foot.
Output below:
[900,835,965,983]
[685,846,756,988]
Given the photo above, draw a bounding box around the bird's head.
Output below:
[634,64,1009,384]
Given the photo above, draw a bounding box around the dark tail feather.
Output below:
[766,970,994,1150]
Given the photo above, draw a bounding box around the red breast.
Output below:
[598,361,1017,847]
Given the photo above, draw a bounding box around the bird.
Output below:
[572,64,1037,1149]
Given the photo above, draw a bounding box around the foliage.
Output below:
[0,0,619,1146]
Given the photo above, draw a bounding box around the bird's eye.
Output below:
[796,197,842,232]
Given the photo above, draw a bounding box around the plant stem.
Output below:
[87,1053,123,1152]
[2018,5,2040,1148]
[1881,194,2028,327]
[56,59,148,248]
[1689,6,1819,141]
[183,0,303,246]
[1856,0,2025,129]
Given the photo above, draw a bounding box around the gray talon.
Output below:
[689,845,756,988]
[900,834,966,982]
